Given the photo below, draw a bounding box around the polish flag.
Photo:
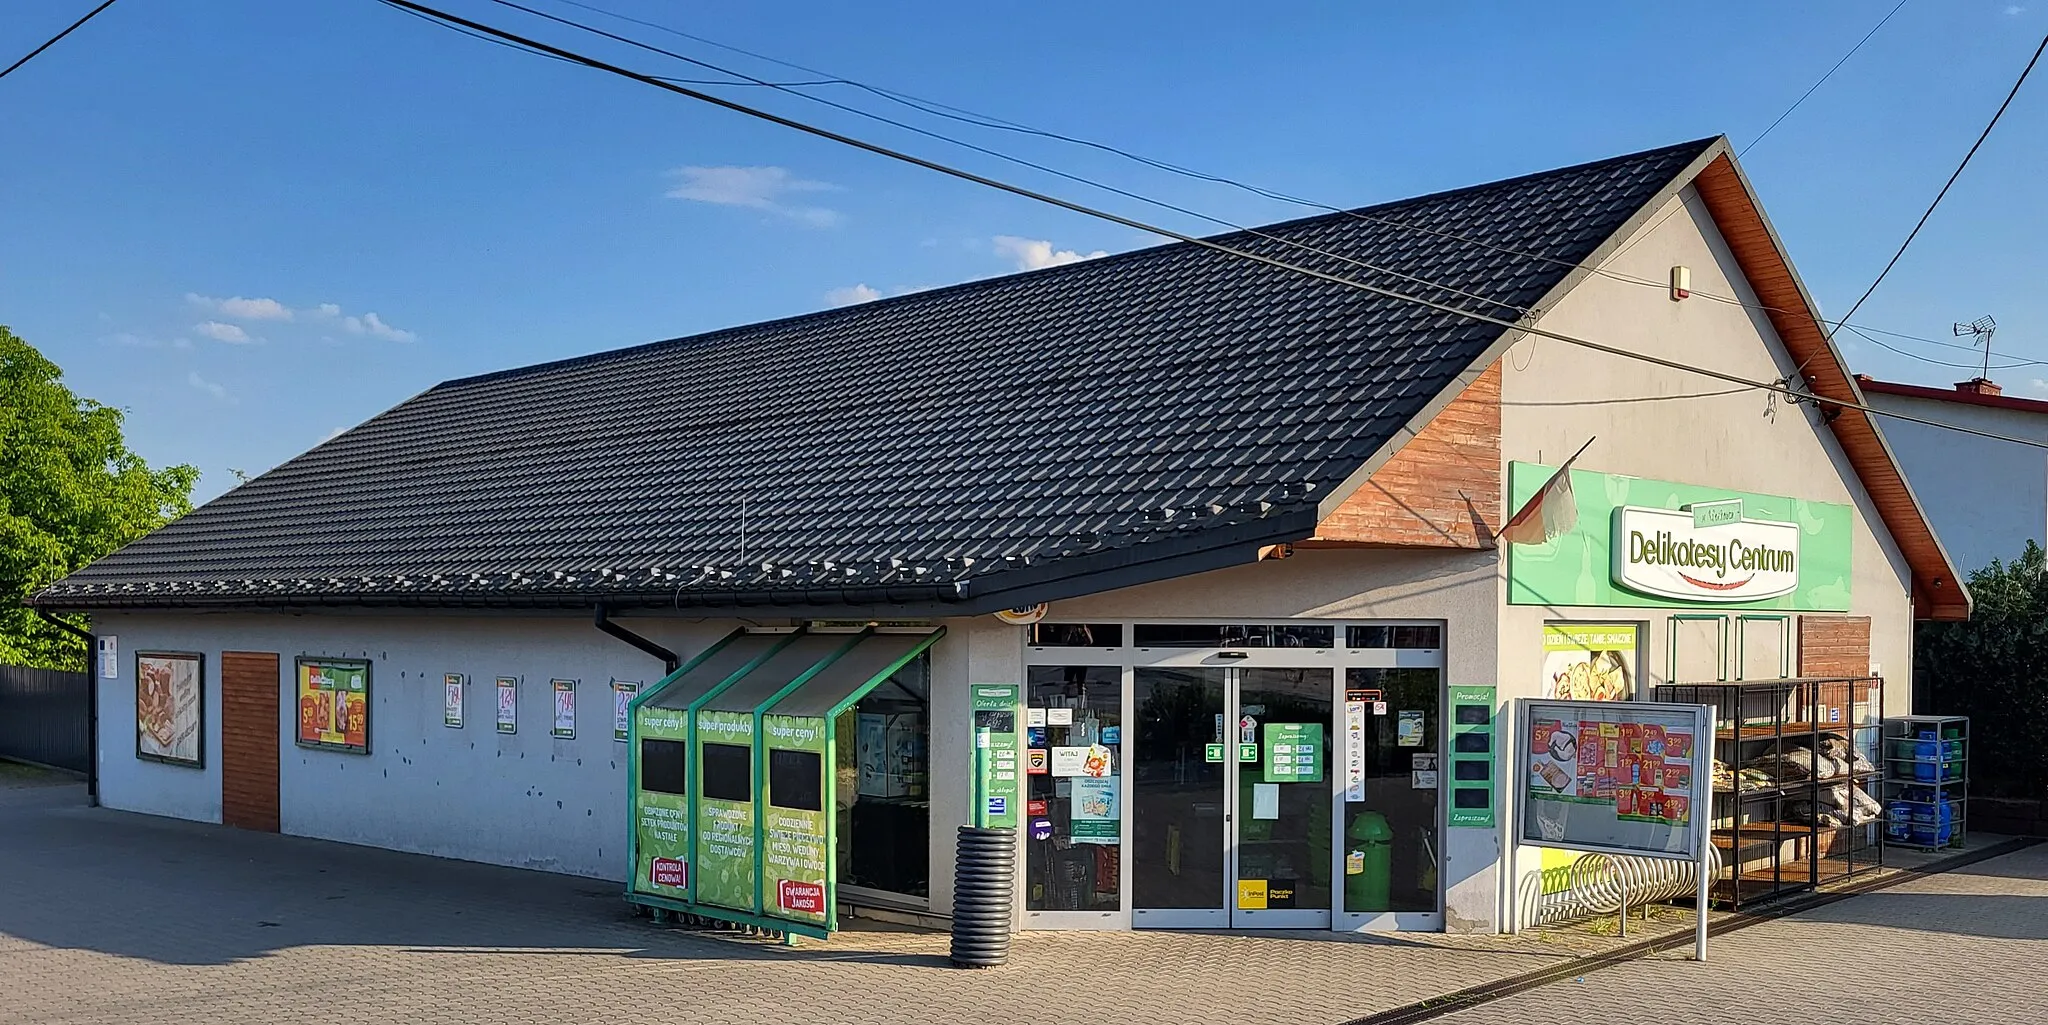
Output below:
[1500,438,1595,546]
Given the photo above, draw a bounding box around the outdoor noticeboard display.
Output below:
[1516,698,1711,859]
[971,683,1022,828]
[295,658,369,754]
[623,626,945,940]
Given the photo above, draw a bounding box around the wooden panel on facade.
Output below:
[1309,361,1502,549]
[1798,616,1872,678]
[220,651,281,833]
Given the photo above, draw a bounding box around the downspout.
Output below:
[593,603,681,674]
[35,610,97,807]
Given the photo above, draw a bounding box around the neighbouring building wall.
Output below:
[91,611,728,879]
[1050,545,1502,932]
[1860,391,2048,573]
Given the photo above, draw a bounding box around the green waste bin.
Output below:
[1344,810,1393,912]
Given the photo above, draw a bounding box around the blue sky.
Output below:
[2,0,2042,503]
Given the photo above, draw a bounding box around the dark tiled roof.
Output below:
[37,138,1717,612]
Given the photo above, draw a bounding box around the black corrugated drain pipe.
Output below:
[592,604,680,674]
[950,825,1016,967]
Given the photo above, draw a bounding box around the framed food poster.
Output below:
[1516,698,1709,859]
[611,681,638,742]
[1541,623,1640,701]
[551,679,577,739]
[444,674,465,728]
[135,651,204,767]
[296,658,371,754]
[495,677,519,734]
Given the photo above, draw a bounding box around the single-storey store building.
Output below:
[38,136,1967,935]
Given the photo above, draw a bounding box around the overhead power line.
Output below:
[531,0,2015,367]
[461,0,1532,316]
[1742,0,1911,155]
[370,0,2048,454]
[0,0,120,82]
[1834,31,2048,330]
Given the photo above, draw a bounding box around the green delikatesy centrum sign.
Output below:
[1506,463,1851,611]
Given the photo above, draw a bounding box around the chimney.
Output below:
[1955,378,2003,396]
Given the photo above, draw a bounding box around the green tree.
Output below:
[1918,540,2048,798]
[2,326,198,669]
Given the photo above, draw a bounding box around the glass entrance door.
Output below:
[1130,664,1334,928]
[1339,668,1443,929]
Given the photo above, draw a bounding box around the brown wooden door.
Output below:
[220,651,281,832]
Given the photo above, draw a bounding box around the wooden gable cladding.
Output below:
[1690,154,1969,621]
[1307,361,1501,549]
[1798,616,1872,678]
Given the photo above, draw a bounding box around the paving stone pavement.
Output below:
[0,784,1567,1025]
[1436,841,2048,1025]
[6,779,2042,1025]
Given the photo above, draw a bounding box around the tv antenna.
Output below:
[1955,315,1998,381]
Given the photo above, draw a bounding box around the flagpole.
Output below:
[1500,436,1598,542]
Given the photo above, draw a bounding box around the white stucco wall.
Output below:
[1496,187,1921,920]
[1861,390,2048,573]
[91,611,731,879]
[1501,185,1918,701]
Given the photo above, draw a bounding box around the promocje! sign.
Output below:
[1612,506,1800,602]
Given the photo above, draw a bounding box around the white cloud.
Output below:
[186,293,294,321]
[187,371,228,400]
[992,235,1109,272]
[321,426,349,443]
[2024,378,2048,397]
[342,312,416,342]
[2006,5,2027,14]
[825,283,883,307]
[665,165,841,227]
[314,302,342,318]
[194,321,256,344]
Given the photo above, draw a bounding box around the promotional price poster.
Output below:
[612,681,638,742]
[495,677,518,734]
[1527,715,1693,827]
[551,679,577,740]
[296,659,369,754]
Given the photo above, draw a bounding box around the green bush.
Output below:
[1918,541,2048,799]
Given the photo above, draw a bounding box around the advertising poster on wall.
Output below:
[1069,776,1120,844]
[762,713,830,926]
[551,680,577,740]
[444,674,464,728]
[970,684,1021,828]
[612,682,638,742]
[1520,698,1706,858]
[694,709,757,911]
[495,677,518,734]
[136,652,203,767]
[632,705,691,899]
[296,659,370,754]
[1541,623,1640,701]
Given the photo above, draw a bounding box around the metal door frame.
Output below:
[1335,665,1447,933]
[1127,649,1337,929]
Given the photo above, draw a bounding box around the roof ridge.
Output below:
[433,136,1724,394]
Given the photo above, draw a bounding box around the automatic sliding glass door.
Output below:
[1131,667,1228,928]
[1130,663,1335,929]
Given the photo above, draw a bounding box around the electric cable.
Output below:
[534,0,2007,365]
[1834,31,2048,330]
[469,0,1536,317]
[0,0,120,82]
[371,0,2048,453]
[1742,0,1911,155]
